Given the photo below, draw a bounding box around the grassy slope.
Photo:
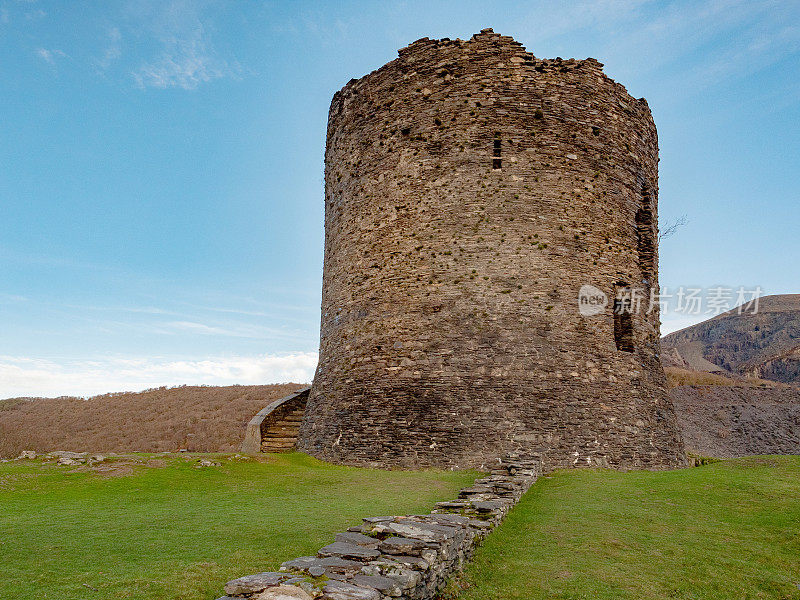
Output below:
[664,366,784,389]
[0,452,476,600]
[0,384,305,458]
[457,456,800,600]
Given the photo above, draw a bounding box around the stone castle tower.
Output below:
[297,29,687,470]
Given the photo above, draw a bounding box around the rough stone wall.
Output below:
[298,29,686,471]
[217,457,539,600]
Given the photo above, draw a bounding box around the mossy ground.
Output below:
[455,456,800,600]
[0,452,476,600]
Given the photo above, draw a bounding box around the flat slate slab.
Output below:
[382,520,458,543]
[322,580,381,600]
[318,541,381,561]
[379,536,428,555]
[471,500,506,512]
[224,572,288,595]
[282,555,363,575]
[351,574,402,595]
[335,531,379,547]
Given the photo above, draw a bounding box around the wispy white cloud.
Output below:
[34,47,52,63]
[34,47,65,65]
[586,0,798,97]
[0,353,317,399]
[499,0,798,104]
[164,320,281,339]
[24,7,45,20]
[131,1,238,90]
[93,26,122,71]
[271,8,351,47]
[0,293,27,303]
[133,41,229,89]
[521,0,652,43]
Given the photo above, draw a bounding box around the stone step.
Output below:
[268,418,302,426]
[256,404,305,454]
[265,424,300,433]
[264,427,300,435]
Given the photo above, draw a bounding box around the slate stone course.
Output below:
[218,457,540,600]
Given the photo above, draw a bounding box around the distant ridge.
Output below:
[663,294,800,384]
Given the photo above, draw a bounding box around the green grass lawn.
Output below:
[0,452,476,600]
[456,456,800,600]
[4,453,799,600]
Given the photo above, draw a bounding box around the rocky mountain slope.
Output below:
[671,385,800,458]
[663,294,800,384]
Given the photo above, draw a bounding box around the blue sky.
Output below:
[1,0,798,397]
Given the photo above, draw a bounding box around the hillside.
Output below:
[0,384,305,458]
[663,294,800,384]
[662,338,799,458]
[671,385,800,457]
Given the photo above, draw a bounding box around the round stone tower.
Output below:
[297,29,687,470]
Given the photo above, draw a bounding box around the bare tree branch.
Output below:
[659,215,688,241]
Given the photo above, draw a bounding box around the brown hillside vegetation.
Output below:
[0,384,305,458]
[663,366,784,389]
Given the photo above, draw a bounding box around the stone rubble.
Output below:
[218,456,540,600]
[13,451,109,466]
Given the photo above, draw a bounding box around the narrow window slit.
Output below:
[613,285,635,352]
[492,134,502,169]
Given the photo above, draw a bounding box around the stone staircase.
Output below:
[241,387,310,454]
[260,407,305,453]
